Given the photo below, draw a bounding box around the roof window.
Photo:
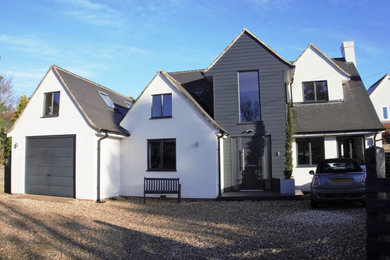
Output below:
[99,91,114,108]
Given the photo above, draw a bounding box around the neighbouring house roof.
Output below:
[205,28,293,72]
[293,58,384,134]
[52,65,132,136]
[294,44,351,77]
[160,70,226,133]
[367,72,390,95]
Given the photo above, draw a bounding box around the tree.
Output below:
[0,75,15,162]
[284,102,294,179]
[2,95,28,160]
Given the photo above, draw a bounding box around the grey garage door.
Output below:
[26,135,75,197]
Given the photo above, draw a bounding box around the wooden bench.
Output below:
[144,177,181,203]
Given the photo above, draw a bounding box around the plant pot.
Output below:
[280,178,295,195]
[284,170,292,179]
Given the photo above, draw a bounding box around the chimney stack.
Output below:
[341,41,356,66]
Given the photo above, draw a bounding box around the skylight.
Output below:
[98,91,114,108]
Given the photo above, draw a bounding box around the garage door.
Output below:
[25,135,75,197]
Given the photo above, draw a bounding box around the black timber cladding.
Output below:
[25,135,75,197]
[205,31,291,180]
[292,58,384,134]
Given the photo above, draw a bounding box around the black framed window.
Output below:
[297,138,324,166]
[151,94,172,118]
[44,92,60,116]
[303,81,328,102]
[238,71,260,122]
[148,139,176,171]
[337,136,365,164]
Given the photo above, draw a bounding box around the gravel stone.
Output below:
[0,194,366,259]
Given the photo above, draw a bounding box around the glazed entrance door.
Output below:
[231,136,271,190]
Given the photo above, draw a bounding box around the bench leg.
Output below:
[144,193,146,204]
[178,185,181,203]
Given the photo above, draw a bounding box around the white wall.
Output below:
[8,69,98,200]
[120,73,219,199]
[292,46,349,103]
[369,75,390,122]
[293,133,375,191]
[100,136,121,199]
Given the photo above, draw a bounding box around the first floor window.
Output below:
[152,94,172,118]
[303,81,328,102]
[44,92,60,116]
[383,107,389,119]
[238,71,261,122]
[297,138,324,166]
[148,139,176,171]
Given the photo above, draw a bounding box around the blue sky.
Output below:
[1,0,389,99]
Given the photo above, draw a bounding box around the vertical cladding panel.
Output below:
[207,32,290,180]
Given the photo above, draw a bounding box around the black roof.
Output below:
[292,59,384,134]
[168,69,214,118]
[53,65,132,136]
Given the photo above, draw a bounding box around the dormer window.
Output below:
[303,81,328,102]
[99,91,114,108]
[44,92,60,116]
[151,94,172,118]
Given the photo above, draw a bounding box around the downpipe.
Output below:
[97,131,108,203]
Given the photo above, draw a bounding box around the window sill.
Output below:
[147,169,177,172]
[236,121,262,125]
[41,114,59,118]
[150,116,172,120]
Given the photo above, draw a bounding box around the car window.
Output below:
[317,161,362,173]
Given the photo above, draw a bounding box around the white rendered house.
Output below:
[8,65,132,200]
[290,42,383,191]
[368,73,390,150]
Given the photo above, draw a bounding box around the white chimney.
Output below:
[341,41,356,66]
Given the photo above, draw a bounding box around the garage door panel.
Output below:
[26,157,74,168]
[27,147,74,158]
[26,184,74,197]
[26,176,73,187]
[25,166,74,177]
[27,137,74,148]
[26,136,75,198]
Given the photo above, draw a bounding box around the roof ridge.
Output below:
[51,65,131,101]
[168,69,205,74]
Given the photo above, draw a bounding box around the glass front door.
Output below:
[231,136,271,190]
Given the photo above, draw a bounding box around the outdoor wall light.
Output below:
[14,143,18,149]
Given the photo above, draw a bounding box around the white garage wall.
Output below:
[100,136,121,199]
[120,73,220,199]
[8,68,98,200]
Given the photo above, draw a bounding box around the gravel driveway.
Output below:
[0,194,365,259]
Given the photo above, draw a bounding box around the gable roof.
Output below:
[35,65,130,136]
[292,59,384,134]
[294,44,351,77]
[367,72,390,95]
[205,28,293,72]
[143,70,225,133]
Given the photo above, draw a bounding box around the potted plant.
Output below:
[281,102,295,195]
